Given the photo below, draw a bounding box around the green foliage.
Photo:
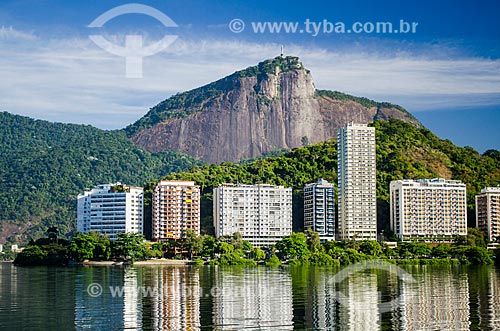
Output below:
[111,232,147,261]
[67,232,111,262]
[305,228,321,252]
[359,240,383,257]
[14,245,48,266]
[182,229,204,259]
[465,246,493,265]
[0,112,202,244]
[309,251,340,266]
[275,232,310,260]
[396,242,432,257]
[431,244,451,258]
[265,254,282,267]
[251,248,266,261]
[212,252,257,266]
[315,90,417,122]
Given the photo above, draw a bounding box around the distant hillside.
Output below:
[0,112,203,244]
[127,56,420,163]
[158,119,500,235]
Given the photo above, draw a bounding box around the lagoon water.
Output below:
[0,263,499,330]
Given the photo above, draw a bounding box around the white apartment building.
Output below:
[77,183,144,240]
[213,184,292,247]
[390,178,467,241]
[476,187,500,242]
[304,178,335,241]
[152,180,200,241]
[337,123,377,241]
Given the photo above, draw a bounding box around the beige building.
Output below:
[390,178,467,241]
[152,180,200,241]
[476,187,500,242]
[337,123,377,241]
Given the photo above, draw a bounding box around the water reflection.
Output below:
[145,266,200,330]
[212,267,294,330]
[2,263,500,330]
[397,266,470,331]
[338,273,380,330]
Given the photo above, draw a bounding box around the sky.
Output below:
[0,0,499,152]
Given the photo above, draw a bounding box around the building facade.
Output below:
[476,187,500,242]
[390,178,467,241]
[77,183,144,240]
[337,123,377,241]
[152,180,200,241]
[304,178,335,241]
[213,184,292,247]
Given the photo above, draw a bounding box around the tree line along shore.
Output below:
[12,227,498,267]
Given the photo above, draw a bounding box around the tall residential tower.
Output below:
[152,180,200,241]
[304,178,335,241]
[476,187,500,242]
[337,123,377,241]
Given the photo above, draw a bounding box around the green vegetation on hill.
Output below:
[315,89,418,122]
[0,112,202,244]
[159,119,500,234]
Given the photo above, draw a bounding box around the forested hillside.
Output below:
[0,112,202,244]
[160,119,500,235]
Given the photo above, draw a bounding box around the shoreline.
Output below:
[82,259,192,266]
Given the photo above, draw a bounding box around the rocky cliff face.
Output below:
[129,56,420,163]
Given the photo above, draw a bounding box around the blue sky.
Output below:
[0,0,499,152]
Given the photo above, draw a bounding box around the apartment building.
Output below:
[77,183,143,240]
[390,178,467,241]
[476,187,500,242]
[337,123,377,241]
[213,183,292,247]
[304,178,335,241]
[152,180,200,241]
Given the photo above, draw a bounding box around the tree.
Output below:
[112,232,147,261]
[359,240,383,257]
[305,228,321,252]
[183,229,204,259]
[466,228,487,248]
[215,242,234,255]
[14,245,47,266]
[231,232,244,250]
[466,246,493,265]
[275,233,310,260]
[68,232,111,262]
[431,244,451,258]
[251,248,266,261]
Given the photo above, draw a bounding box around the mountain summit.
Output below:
[127,56,420,163]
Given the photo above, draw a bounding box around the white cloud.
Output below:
[0,26,36,40]
[0,30,499,129]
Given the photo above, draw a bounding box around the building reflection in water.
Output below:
[75,267,143,330]
[147,266,200,330]
[337,273,380,330]
[212,267,294,330]
[397,267,470,331]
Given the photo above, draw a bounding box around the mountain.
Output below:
[159,119,500,234]
[126,56,420,163]
[0,112,202,245]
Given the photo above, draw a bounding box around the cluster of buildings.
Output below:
[76,123,500,246]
